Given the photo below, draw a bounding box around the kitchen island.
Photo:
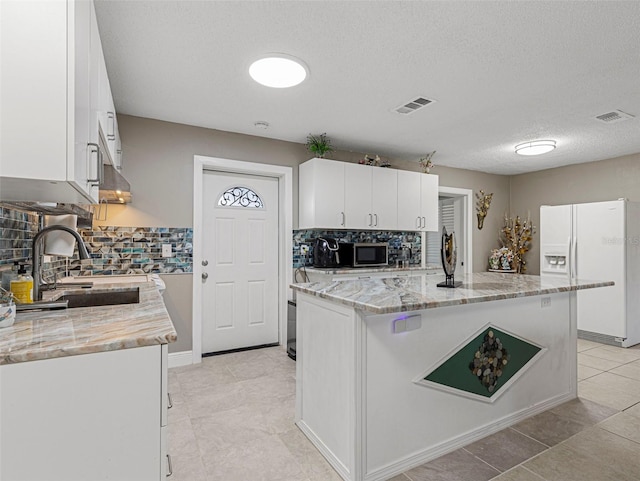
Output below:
[0,280,176,480]
[291,272,612,481]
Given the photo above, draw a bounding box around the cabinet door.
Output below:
[0,346,162,480]
[345,163,373,229]
[372,167,398,230]
[0,0,67,181]
[70,0,98,203]
[421,174,439,232]
[299,158,345,229]
[397,170,422,231]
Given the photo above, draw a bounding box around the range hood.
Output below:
[99,164,132,203]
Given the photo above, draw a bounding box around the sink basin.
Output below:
[58,287,140,308]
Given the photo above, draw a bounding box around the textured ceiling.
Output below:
[94,0,640,175]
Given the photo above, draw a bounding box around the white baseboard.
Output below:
[297,421,351,481]
[168,350,193,368]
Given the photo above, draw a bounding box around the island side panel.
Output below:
[362,291,576,479]
[296,292,359,480]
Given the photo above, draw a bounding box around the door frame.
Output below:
[192,155,293,364]
[430,186,473,274]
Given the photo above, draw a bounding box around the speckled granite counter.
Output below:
[305,265,440,275]
[0,281,177,364]
[291,272,614,314]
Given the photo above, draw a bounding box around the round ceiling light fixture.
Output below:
[515,140,557,156]
[249,54,308,88]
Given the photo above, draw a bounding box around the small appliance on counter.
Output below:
[338,242,389,268]
[313,237,340,268]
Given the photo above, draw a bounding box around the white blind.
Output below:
[426,199,456,266]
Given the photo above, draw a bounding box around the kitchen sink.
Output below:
[58,287,140,308]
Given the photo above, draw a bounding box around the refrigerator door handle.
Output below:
[571,236,578,280]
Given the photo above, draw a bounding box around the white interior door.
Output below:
[202,171,279,353]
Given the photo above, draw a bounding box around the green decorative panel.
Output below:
[423,326,542,400]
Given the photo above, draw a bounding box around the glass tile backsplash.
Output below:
[0,206,193,277]
[292,229,422,268]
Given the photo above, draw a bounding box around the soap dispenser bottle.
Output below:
[10,264,33,304]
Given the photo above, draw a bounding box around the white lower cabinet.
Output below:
[0,344,169,480]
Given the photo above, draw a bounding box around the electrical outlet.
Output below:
[300,244,309,255]
[541,297,551,308]
[162,244,172,258]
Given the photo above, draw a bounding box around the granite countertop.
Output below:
[304,265,441,275]
[291,272,614,314]
[0,281,177,365]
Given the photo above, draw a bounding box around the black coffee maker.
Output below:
[313,237,340,268]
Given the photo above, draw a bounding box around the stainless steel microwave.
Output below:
[338,243,388,267]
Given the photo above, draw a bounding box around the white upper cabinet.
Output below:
[372,166,398,230]
[0,0,118,204]
[397,170,439,232]
[345,163,398,230]
[299,158,346,229]
[344,163,372,229]
[397,170,422,230]
[299,158,436,231]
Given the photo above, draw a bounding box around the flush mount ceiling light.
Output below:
[249,54,308,88]
[515,140,557,156]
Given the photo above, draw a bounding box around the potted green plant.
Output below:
[306,133,333,158]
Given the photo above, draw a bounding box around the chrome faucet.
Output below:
[32,226,90,301]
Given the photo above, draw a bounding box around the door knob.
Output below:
[202,272,209,280]
[201,260,209,266]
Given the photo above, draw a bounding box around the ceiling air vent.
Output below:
[394,97,435,115]
[594,110,635,124]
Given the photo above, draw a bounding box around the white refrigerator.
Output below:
[540,199,640,347]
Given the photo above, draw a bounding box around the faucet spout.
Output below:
[32,226,90,301]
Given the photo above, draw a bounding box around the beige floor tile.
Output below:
[583,372,640,397]
[167,452,208,481]
[404,448,500,481]
[577,339,603,352]
[586,346,640,364]
[512,410,586,447]
[387,476,410,481]
[191,405,275,454]
[609,360,640,381]
[175,364,237,394]
[168,389,191,424]
[599,412,640,443]
[577,352,623,371]
[491,466,547,481]
[550,397,618,426]
[577,363,603,380]
[202,434,305,481]
[463,428,547,472]
[624,402,640,419]
[578,379,640,410]
[169,418,199,457]
[524,442,637,481]
[600,344,640,358]
[561,427,640,479]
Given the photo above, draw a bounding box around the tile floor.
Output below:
[168,339,640,481]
